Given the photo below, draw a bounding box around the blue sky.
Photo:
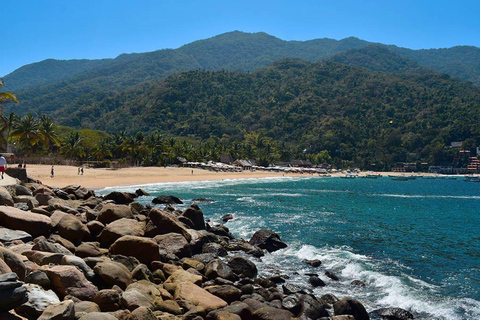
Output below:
[1,0,480,77]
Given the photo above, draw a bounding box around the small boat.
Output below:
[365,174,380,179]
[423,175,437,179]
[465,176,480,182]
[340,174,357,179]
[392,175,409,181]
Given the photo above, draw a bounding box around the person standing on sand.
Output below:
[0,155,6,179]
[51,165,54,178]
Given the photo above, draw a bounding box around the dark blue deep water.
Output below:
[100,176,480,319]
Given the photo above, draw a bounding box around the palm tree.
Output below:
[11,114,41,155]
[92,138,113,161]
[0,79,19,114]
[38,115,60,153]
[60,131,85,160]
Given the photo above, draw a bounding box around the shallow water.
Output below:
[100,176,480,319]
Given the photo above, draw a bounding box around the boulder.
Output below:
[111,255,141,272]
[305,259,321,267]
[135,189,150,197]
[0,274,27,312]
[38,299,75,320]
[0,206,52,237]
[49,234,76,253]
[121,288,155,311]
[0,247,27,280]
[154,233,192,258]
[297,294,329,319]
[308,275,326,287]
[109,235,161,265]
[204,285,242,304]
[131,306,157,320]
[174,281,227,312]
[0,226,32,243]
[370,307,414,320]
[93,289,122,312]
[61,255,95,280]
[182,203,206,230]
[23,250,65,265]
[13,184,33,196]
[325,270,340,281]
[228,255,258,278]
[55,213,91,242]
[251,306,293,320]
[152,195,183,205]
[93,261,133,290]
[98,218,145,247]
[202,243,227,257]
[97,204,134,225]
[165,269,202,286]
[75,242,105,258]
[61,185,94,200]
[74,301,101,319]
[44,265,98,300]
[205,259,236,281]
[32,237,73,255]
[14,283,60,318]
[221,214,234,222]
[25,270,51,287]
[0,186,14,206]
[333,297,369,320]
[249,229,287,252]
[225,238,264,257]
[78,312,117,320]
[282,283,305,295]
[145,208,191,241]
[103,191,134,204]
[131,264,154,282]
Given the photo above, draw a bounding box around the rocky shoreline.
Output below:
[0,176,414,320]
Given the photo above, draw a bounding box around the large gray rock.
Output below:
[205,259,236,281]
[109,235,161,265]
[154,233,192,258]
[182,203,206,230]
[98,218,145,247]
[249,229,287,252]
[333,297,370,320]
[0,226,32,243]
[145,208,191,241]
[0,206,52,237]
[0,274,27,312]
[228,255,258,278]
[103,191,134,204]
[370,307,414,320]
[32,236,73,255]
[15,283,61,318]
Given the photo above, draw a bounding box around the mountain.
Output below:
[3,31,480,119]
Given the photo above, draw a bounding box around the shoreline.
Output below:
[7,164,442,189]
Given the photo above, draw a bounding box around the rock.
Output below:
[308,276,326,287]
[282,283,305,295]
[38,299,75,320]
[249,229,287,252]
[0,206,52,237]
[321,293,339,304]
[202,243,227,257]
[325,271,340,281]
[61,255,95,280]
[351,280,366,287]
[205,259,236,281]
[152,195,183,205]
[0,227,32,243]
[193,198,214,203]
[135,189,150,197]
[74,301,101,319]
[14,283,60,318]
[154,233,192,258]
[131,306,157,320]
[182,203,206,230]
[13,184,33,196]
[78,312,117,320]
[282,295,300,314]
[131,264,154,282]
[25,270,51,287]
[61,185,94,200]
[182,258,205,272]
[228,255,258,278]
[331,316,355,320]
[207,223,234,239]
[145,208,191,241]
[0,186,14,206]
[23,250,65,265]
[333,297,369,320]
[370,307,414,320]
[97,204,134,225]
[204,285,242,304]
[0,247,26,280]
[221,214,234,222]
[210,310,242,320]
[93,261,133,290]
[33,236,73,255]
[76,242,105,258]
[93,289,122,312]
[98,218,145,247]
[165,269,202,285]
[298,294,329,319]
[111,255,141,272]
[305,259,321,267]
[103,191,134,204]
[109,235,161,265]
[55,213,91,242]
[44,265,98,300]
[121,288,155,311]
[174,281,227,312]
[251,306,293,320]
[225,239,264,257]
[0,276,27,312]
[155,299,183,315]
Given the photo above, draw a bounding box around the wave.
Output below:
[375,193,480,200]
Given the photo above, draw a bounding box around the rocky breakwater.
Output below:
[0,181,414,320]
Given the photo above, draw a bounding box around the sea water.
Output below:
[99,176,480,319]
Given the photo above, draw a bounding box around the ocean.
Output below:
[99,176,480,319]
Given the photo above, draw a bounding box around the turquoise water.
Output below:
[100,176,480,319]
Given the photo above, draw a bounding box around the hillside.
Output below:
[47,59,480,169]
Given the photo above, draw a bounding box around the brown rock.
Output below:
[165,269,202,286]
[182,203,205,230]
[55,213,91,243]
[0,186,14,206]
[0,206,52,237]
[74,301,101,319]
[75,242,106,258]
[44,265,98,300]
[145,208,191,241]
[251,306,293,320]
[0,247,26,280]
[154,233,192,258]
[174,281,227,312]
[38,299,75,320]
[97,204,134,224]
[93,289,122,312]
[131,306,157,320]
[98,218,145,247]
[93,261,133,290]
[23,250,64,265]
[109,235,161,265]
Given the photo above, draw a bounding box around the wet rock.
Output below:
[221,214,234,222]
[351,280,366,287]
[193,197,214,203]
[333,297,369,320]
[249,229,287,252]
[152,195,183,205]
[282,283,305,295]
[325,270,340,281]
[135,189,150,197]
[305,259,321,267]
[370,307,414,320]
[228,255,258,278]
[282,295,301,314]
[182,203,206,230]
[308,275,326,287]
[298,294,329,319]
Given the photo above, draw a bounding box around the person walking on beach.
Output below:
[51,165,54,178]
[0,155,6,179]
[80,167,84,175]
